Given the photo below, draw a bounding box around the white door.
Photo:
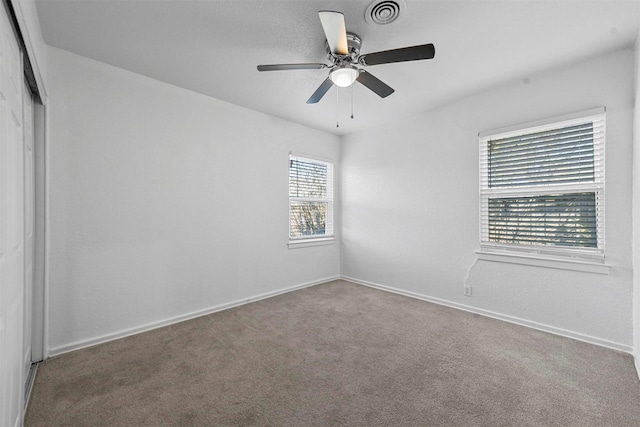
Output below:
[0,1,26,426]
[23,78,35,384]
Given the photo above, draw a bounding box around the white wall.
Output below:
[342,48,635,350]
[47,46,340,354]
[42,41,640,360]
[633,31,640,375]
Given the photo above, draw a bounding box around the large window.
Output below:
[479,109,605,261]
[289,154,334,241]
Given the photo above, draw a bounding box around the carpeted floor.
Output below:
[25,280,640,426]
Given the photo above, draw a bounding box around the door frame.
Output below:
[31,99,46,362]
[3,0,48,364]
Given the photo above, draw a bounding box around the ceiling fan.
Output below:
[257,11,435,104]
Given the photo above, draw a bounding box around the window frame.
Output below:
[288,153,335,247]
[478,108,606,267]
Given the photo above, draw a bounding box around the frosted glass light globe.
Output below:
[330,66,359,87]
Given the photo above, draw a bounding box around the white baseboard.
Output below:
[635,353,640,381]
[341,275,633,354]
[49,275,340,357]
[48,274,634,358]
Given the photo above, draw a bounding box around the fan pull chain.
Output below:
[351,85,354,119]
[336,88,340,128]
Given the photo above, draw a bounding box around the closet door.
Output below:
[24,77,34,384]
[0,1,25,425]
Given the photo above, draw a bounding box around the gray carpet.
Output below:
[25,280,640,426]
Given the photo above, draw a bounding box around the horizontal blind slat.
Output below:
[289,155,334,238]
[478,113,605,253]
[486,192,597,248]
[488,120,596,189]
[489,122,599,145]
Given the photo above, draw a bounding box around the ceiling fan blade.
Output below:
[318,11,349,56]
[306,78,334,104]
[356,71,394,98]
[360,44,435,66]
[257,63,328,71]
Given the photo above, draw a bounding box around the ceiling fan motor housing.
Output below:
[326,32,362,64]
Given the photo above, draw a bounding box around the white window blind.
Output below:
[479,109,605,261]
[289,155,334,239]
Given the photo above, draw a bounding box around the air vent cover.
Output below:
[365,0,405,25]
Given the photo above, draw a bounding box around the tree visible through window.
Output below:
[479,109,605,260]
[289,155,334,239]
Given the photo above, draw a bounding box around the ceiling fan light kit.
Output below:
[330,65,359,87]
[257,9,434,115]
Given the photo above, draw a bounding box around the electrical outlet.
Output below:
[464,285,472,297]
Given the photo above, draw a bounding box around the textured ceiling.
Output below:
[35,0,640,136]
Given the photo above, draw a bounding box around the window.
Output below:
[289,154,334,241]
[479,108,605,262]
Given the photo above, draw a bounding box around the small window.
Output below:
[289,154,334,240]
[479,109,605,261]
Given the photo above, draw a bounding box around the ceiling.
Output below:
[35,0,640,136]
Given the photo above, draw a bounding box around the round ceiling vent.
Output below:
[365,0,405,25]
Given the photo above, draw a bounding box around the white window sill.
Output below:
[288,237,335,249]
[476,250,610,275]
